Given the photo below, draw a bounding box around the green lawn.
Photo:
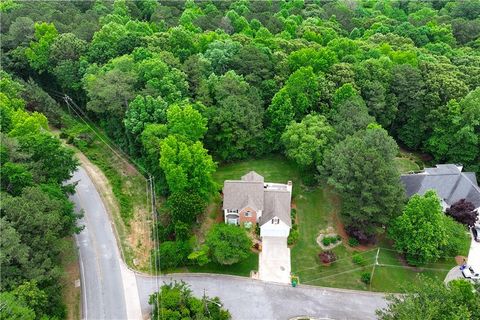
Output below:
[394,157,420,174]
[213,155,302,196]
[184,252,258,277]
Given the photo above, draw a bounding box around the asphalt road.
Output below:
[70,166,386,319]
[68,168,129,320]
[136,273,386,320]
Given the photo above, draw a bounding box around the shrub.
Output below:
[322,237,331,246]
[206,224,252,265]
[174,222,190,241]
[336,235,342,241]
[319,250,337,264]
[156,240,192,269]
[288,228,299,245]
[346,225,376,244]
[361,272,371,284]
[291,208,297,220]
[352,253,366,266]
[348,237,360,247]
[187,244,210,266]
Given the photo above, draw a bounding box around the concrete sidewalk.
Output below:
[467,232,480,270]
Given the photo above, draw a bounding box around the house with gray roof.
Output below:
[223,171,292,237]
[401,164,480,210]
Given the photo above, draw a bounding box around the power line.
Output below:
[293,248,377,274]
[302,264,375,284]
[61,94,148,176]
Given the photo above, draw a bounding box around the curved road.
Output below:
[69,167,386,319]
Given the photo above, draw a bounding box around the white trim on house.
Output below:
[260,217,290,237]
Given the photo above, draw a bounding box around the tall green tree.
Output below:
[159,135,216,197]
[323,126,404,242]
[203,71,265,161]
[281,114,334,169]
[426,88,480,167]
[166,103,207,142]
[25,22,58,73]
[124,95,168,136]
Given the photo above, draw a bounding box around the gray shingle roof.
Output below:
[223,171,292,226]
[223,180,264,211]
[260,189,292,227]
[241,171,264,182]
[401,165,480,208]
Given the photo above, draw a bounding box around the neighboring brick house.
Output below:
[222,171,292,237]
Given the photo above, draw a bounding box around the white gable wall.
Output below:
[260,217,290,237]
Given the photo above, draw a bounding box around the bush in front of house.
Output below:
[361,272,371,284]
[155,240,192,269]
[290,208,297,221]
[206,223,252,265]
[288,227,299,245]
[319,250,337,264]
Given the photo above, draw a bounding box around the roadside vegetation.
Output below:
[1,73,79,319]
[149,281,231,320]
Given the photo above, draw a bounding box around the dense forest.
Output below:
[1,0,480,317]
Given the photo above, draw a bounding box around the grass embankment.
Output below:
[60,115,153,271]
[205,155,469,292]
[394,149,423,174]
[60,237,81,320]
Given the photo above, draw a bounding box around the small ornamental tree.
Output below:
[206,224,252,265]
[446,199,478,227]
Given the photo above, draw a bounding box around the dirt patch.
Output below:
[194,196,222,244]
[455,256,468,265]
[128,207,153,268]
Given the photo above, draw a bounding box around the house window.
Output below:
[245,211,251,217]
[227,209,238,213]
[272,218,279,224]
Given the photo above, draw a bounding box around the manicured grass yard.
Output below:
[394,157,420,173]
[195,155,469,292]
[185,252,258,277]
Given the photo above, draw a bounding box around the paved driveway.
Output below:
[259,236,291,283]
